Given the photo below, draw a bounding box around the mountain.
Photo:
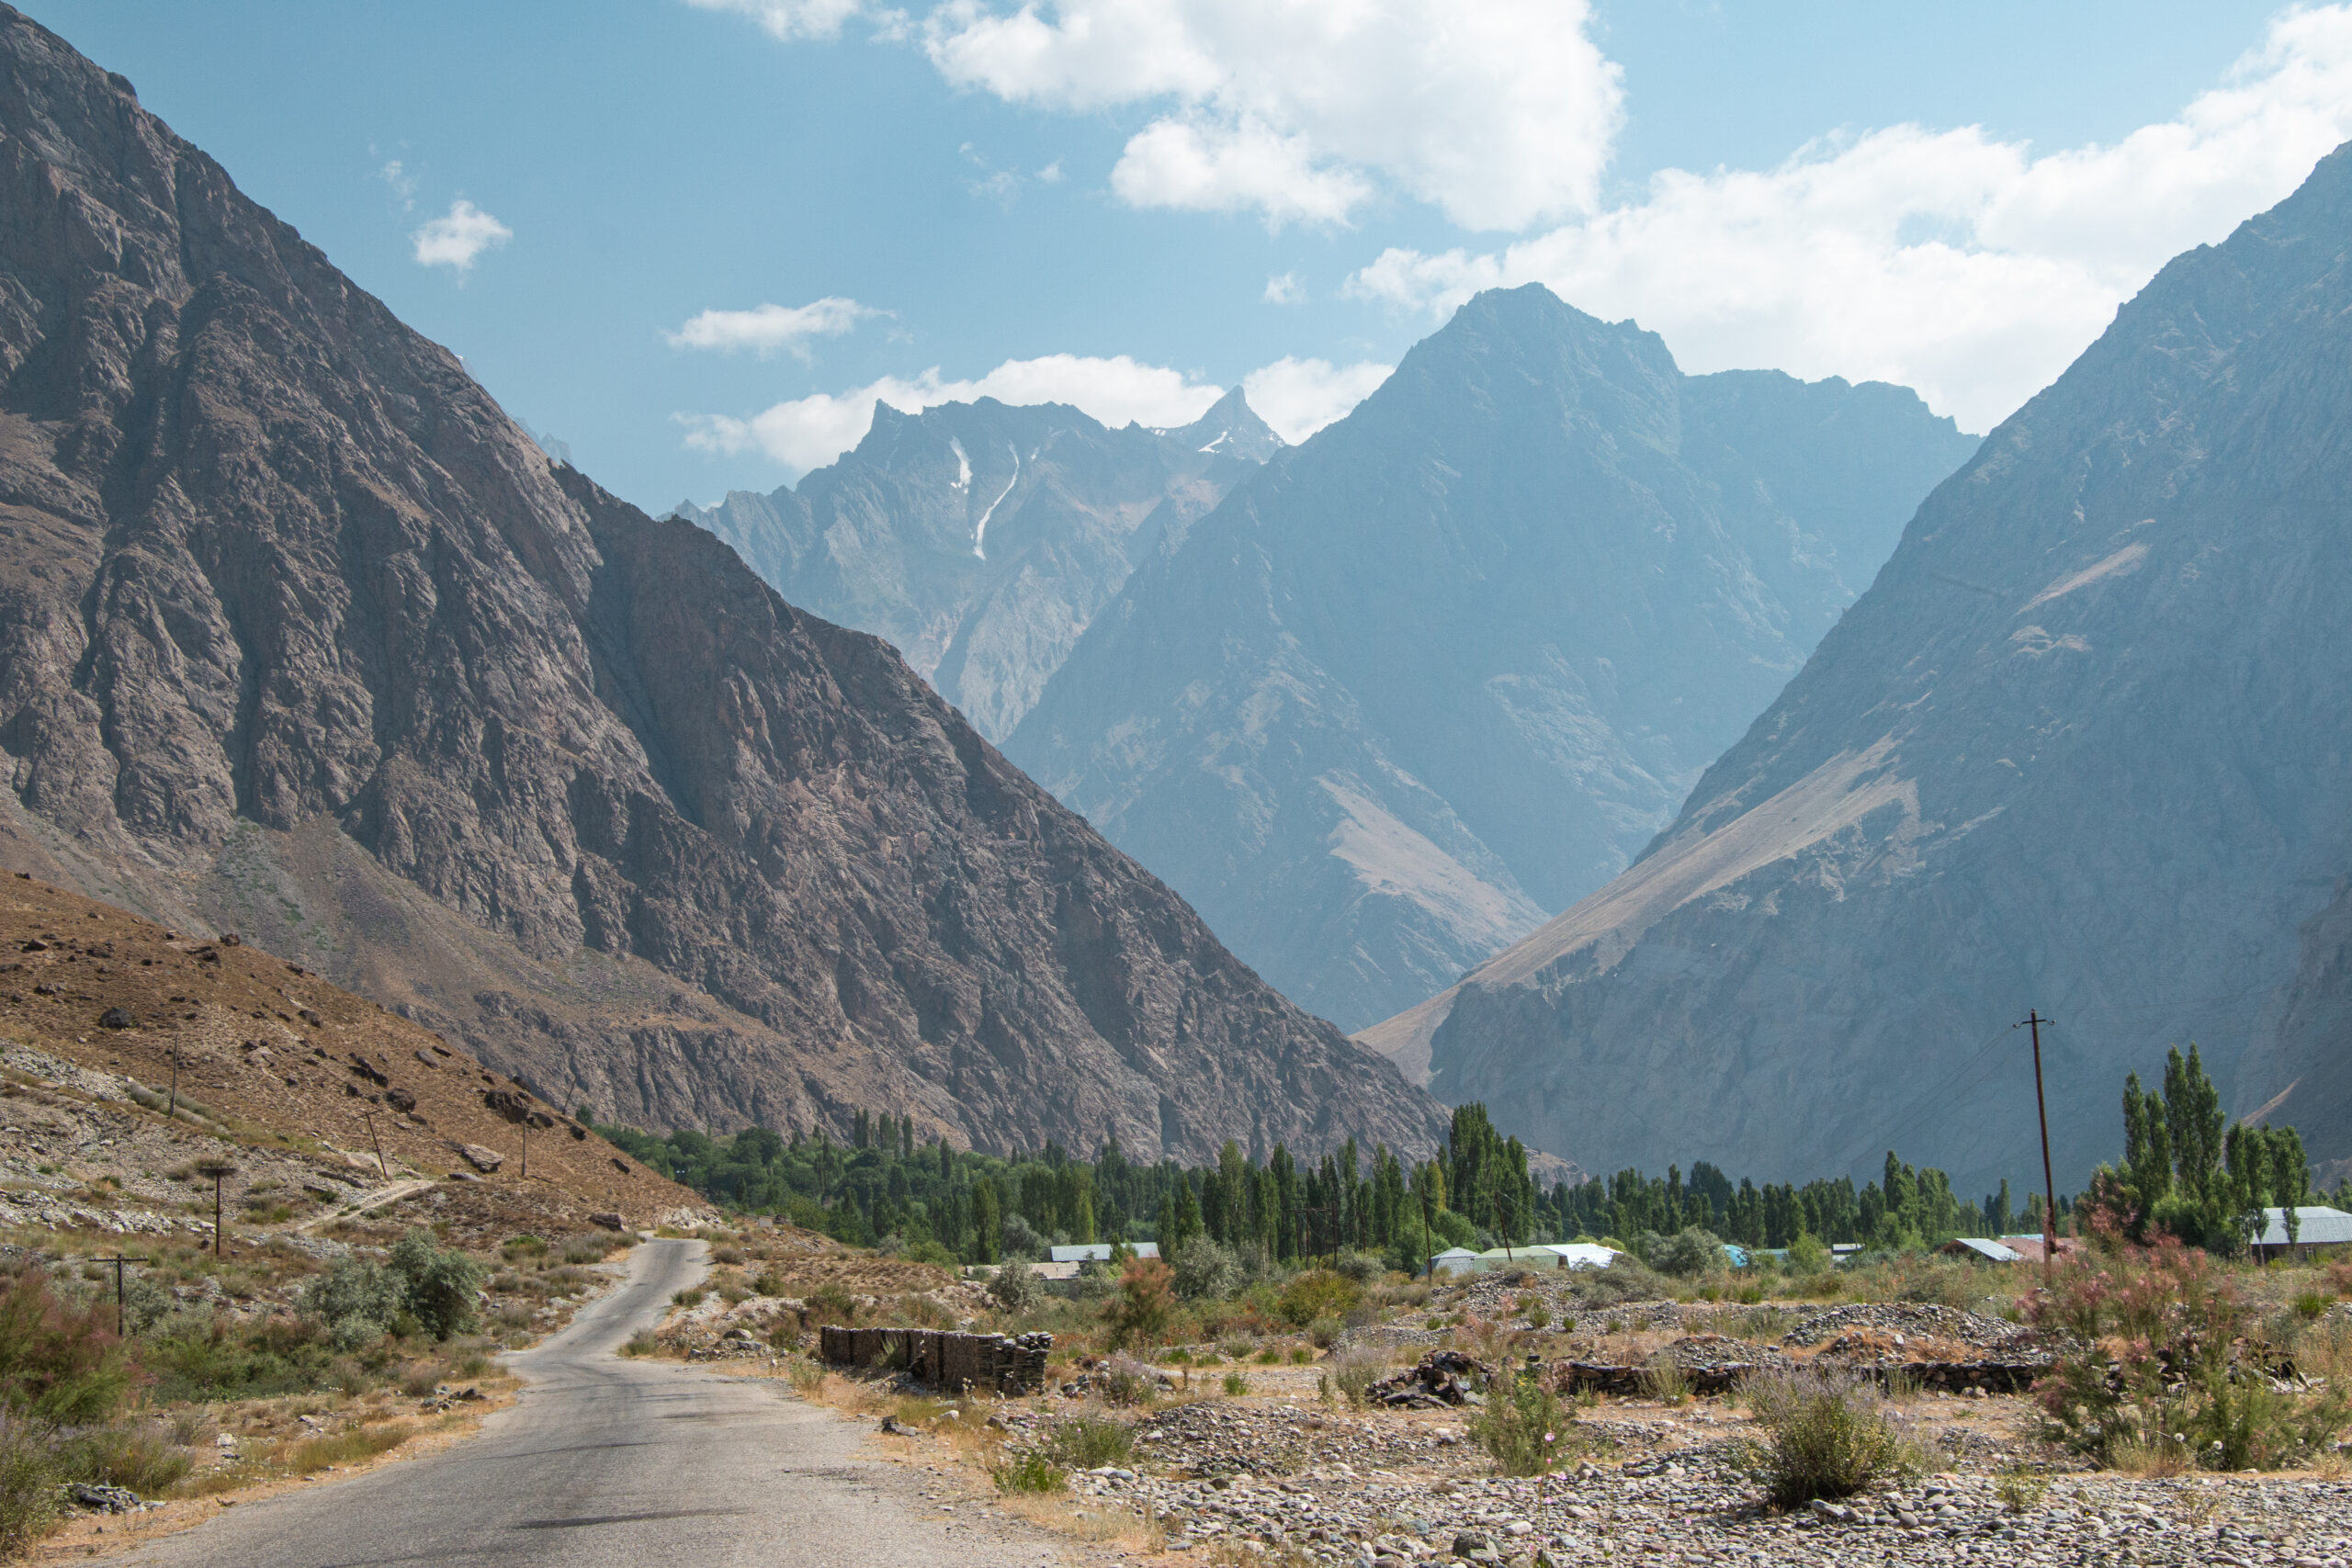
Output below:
[1005,286,1978,1032]
[673,387,1279,741]
[0,6,1442,1165]
[1370,144,2352,1190]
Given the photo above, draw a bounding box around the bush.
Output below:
[1741,1367,1917,1504]
[1785,1233,1832,1276]
[992,1450,1067,1494]
[55,1422,190,1495]
[0,1270,133,1426]
[389,1230,485,1340]
[1306,1314,1344,1349]
[301,1258,404,1350]
[1329,1250,1387,1285]
[1470,1366,1574,1475]
[1170,1236,1242,1302]
[2030,1237,2349,1471]
[987,1264,1045,1315]
[1102,1258,1175,1349]
[0,1416,58,1557]
[1566,1256,1671,1307]
[1222,1371,1249,1396]
[1041,1415,1134,1469]
[620,1331,661,1358]
[1097,1354,1158,1406]
[1277,1270,1360,1328]
[1000,1215,1048,1261]
[1649,1227,1726,1280]
[1327,1348,1384,1409]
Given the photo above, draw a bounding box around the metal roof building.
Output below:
[2251,1206,2352,1258]
[1046,1242,1159,1263]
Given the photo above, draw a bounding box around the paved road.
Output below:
[122,1239,1067,1568]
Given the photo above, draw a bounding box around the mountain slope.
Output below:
[0,6,1443,1164]
[675,388,1277,740]
[1382,143,2352,1189]
[1007,287,1977,1031]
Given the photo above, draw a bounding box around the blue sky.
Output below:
[30,1,2348,513]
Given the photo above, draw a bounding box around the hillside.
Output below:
[0,6,1444,1165]
[1374,142,2352,1190]
[0,871,707,1225]
[1009,287,1977,1030]
[675,389,1277,740]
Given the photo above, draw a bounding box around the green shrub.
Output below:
[1276,1270,1360,1328]
[390,1230,485,1340]
[1518,1294,1552,1330]
[2031,1238,2348,1470]
[1306,1314,1343,1349]
[1740,1367,1917,1503]
[0,1416,59,1556]
[1785,1233,1831,1275]
[54,1422,191,1495]
[0,1270,134,1426]
[1222,1371,1249,1396]
[1042,1416,1133,1469]
[992,1450,1068,1494]
[301,1258,405,1351]
[1470,1366,1574,1475]
[1640,1355,1691,1406]
[1648,1228,1726,1280]
[670,1288,706,1309]
[987,1264,1044,1314]
[1329,1348,1384,1410]
[620,1331,661,1358]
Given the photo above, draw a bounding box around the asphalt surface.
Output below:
[121,1238,1067,1568]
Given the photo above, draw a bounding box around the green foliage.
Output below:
[2099,1046,2309,1252]
[300,1258,405,1352]
[1222,1371,1249,1396]
[1170,1236,1242,1302]
[1785,1232,1831,1275]
[1276,1269,1360,1327]
[1648,1227,1726,1279]
[1741,1367,1917,1503]
[54,1423,190,1495]
[1040,1416,1134,1469]
[0,1270,133,1427]
[2030,1238,2347,1470]
[1469,1365,1574,1475]
[1102,1258,1175,1350]
[0,1416,59,1557]
[986,1263,1044,1314]
[992,1450,1067,1494]
[390,1229,485,1340]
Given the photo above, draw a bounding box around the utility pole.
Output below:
[93,1255,132,1337]
[520,1118,528,1180]
[195,1158,237,1258]
[360,1110,387,1179]
[2015,1010,2059,1287]
[165,1042,180,1123]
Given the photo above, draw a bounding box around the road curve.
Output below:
[120,1238,1066,1568]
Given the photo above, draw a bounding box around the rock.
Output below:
[588,1212,625,1231]
[457,1145,504,1173]
[385,1089,417,1113]
[0,12,1443,1168]
[97,1008,133,1030]
[71,1483,141,1513]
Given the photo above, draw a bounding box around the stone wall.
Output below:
[817,1325,1053,1394]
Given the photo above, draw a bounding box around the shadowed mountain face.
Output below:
[0,7,1445,1164]
[1374,144,2352,1191]
[674,389,1279,741]
[1006,287,1978,1032]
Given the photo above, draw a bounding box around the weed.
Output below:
[670,1287,706,1308]
[1469,1366,1575,1476]
[1994,1463,2050,1512]
[1328,1348,1385,1410]
[993,1450,1068,1494]
[56,1423,191,1494]
[280,1424,412,1475]
[1288,1346,1311,1365]
[1739,1367,1918,1504]
[1640,1355,1690,1406]
[0,1416,58,1556]
[1518,1294,1551,1330]
[1223,1371,1249,1397]
[1097,1354,1158,1406]
[785,1357,826,1394]
[2294,1292,2331,1321]
[1042,1416,1134,1469]
[620,1331,661,1358]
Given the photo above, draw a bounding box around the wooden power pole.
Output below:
[2015,1010,2060,1286]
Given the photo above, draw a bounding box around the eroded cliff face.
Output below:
[1009,287,1977,1032]
[677,389,1277,742]
[0,6,1444,1163]
[1383,143,2352,1190]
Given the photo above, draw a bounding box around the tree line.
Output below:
[595,1100,2028,1268]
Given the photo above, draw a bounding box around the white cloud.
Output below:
[664,297,877,357]
[412,199,512,276]
[1262,272,1305,305]
[1346,6,2352,433]
[684,0,865,40]
[917,0,1620,230]
[678,353,1226,473]
[1240,356,1391,443]
[379,159,417,210]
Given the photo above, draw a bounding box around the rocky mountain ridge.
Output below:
[1371,143,2352,1188]
[674,387,1279,741]
[0,5,1444,1165]
[1008,287,1979,1031]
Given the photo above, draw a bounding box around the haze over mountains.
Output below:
[674,389,1281,741]
[0,6,1444,1165]
[1364,143,2352,1191]
[1007,288,1978,1031]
